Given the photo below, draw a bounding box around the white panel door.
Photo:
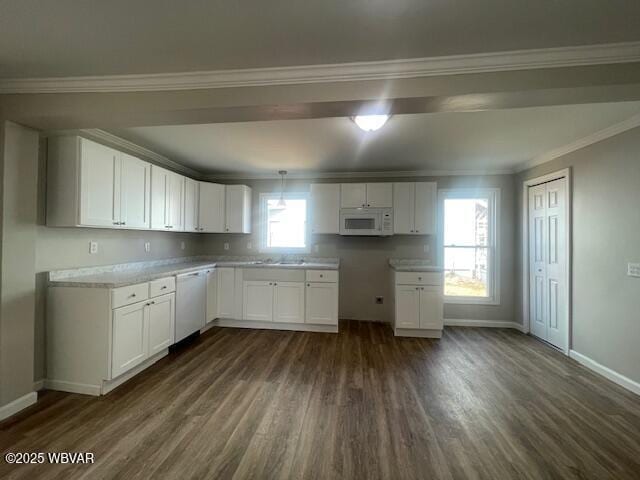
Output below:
[340,183,367,208]
[184,177,199,232]
[395,286,420,329]
[198,182,225,232]
[79,138,119,227]
[274,282,305,323]
[216,268,236,318]
[243,281,274,322]
[528,179,567,351]
[120,153,150,229]
[310,184,340,234]
[151,166,169,230]
[305,282,338,325]
[393,183,415,234]
[167,173,184,230]
[529,184,548,341]
[419,286,443,329]
[112,301,148,378]
[206,269,218,323]
[148,293,175,356]
[366,183,393,208]
[414,182,437,235]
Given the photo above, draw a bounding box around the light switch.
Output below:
[89,241,98,254]
[224,242,230,251]
[144,242,151,253]
[628,263,640,278]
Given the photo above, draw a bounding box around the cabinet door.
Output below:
[393,183,415,234]
[310,184,340,234]
[414,182,437,235]
[198,182,225,232]
[112,301,148,378]
[366,183,393,208]
[79,138,120,227]
[148,293,175,356]
[184,177,199,232]
[120,153,150,229]
[168,173,185,230]
[243,281,274,322]
[216,268,236,318]
[206,269,218,323]
[150,166,169,229]
[419,286,443,330]
[274,282,305,323]
[225,185,251,233]
[340,183,367,208]
[395,285,420,329]
[305,282,338,325]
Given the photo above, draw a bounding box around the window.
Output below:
[439,189,499,304]
[260,192,309,253]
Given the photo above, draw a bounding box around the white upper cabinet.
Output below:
[198,182,225,233]
[120,153,151,229]
[365,183,393,208]
[184,177,199,232]
[393,182,437,235]
[151,166,185,231]
[47,136,151,229]
[225,185,252,233]
[340,183,367,208]
[310,183,340,234]
[340,183,392,208]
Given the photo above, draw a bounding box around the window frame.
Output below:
[437,188,501,305]
[259,191,310,254]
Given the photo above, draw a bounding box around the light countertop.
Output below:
[389,259,444,273]
[49,257,339,288]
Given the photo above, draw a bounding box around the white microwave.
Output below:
[339,208,393,236]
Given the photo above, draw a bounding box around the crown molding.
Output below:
[202,168,515,182]
[2,42,640,94]
[516,112,640,172]
[45,128,202,178]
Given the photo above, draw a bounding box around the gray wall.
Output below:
[199,174,517,324]
[517,126,640,384]
[0,122,38,406]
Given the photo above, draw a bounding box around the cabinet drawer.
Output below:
[305,270,338,283]
[395,271,442,286]
[112,283,149,309]
[149,277,176,298]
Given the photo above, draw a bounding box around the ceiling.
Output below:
[2,0,640,79]
[109,102,640,176]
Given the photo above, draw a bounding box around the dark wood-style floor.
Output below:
[1,321,639,479]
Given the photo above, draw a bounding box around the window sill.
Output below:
[444,297,500,306]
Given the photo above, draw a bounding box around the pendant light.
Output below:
[277,170,287,207]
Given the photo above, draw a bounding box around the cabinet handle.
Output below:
[307,283,310,287]
[129,293,136,298]
[415,229,419,233]
[161,286,167,290]
[274,282,277,286]
[113,222,119,225]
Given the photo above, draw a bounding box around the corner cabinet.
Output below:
[392,182,437,235]
[47,136,151,229]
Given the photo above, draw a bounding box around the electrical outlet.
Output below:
[375,296,384,304]
[89,241,98,254]
[180,241,185,250]
[628,263,640,278]
[144,242,151,253]
[423,244,430,254]
[247,242,252,250]
[224,242,230,251]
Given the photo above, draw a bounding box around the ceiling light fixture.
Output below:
[352,114,390,132]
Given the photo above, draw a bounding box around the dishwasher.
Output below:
[175,270,207,342]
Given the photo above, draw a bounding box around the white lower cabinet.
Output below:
[274,282,305,324]
[111,301,148,378]
[206,268,218,323]
[216,267,236,319]
[242,280,305,323]
[305,282,338,325]
[393,271,443,337]
[243,281,275,321]
[147,293,176,355]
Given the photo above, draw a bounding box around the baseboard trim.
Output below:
[33,379,45,392]
[44,379,102,396]
[444,319,525,332]
[0,392,38,421]
[569,350,640,396]
[394,328,442,339]
[212,318,338,333]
